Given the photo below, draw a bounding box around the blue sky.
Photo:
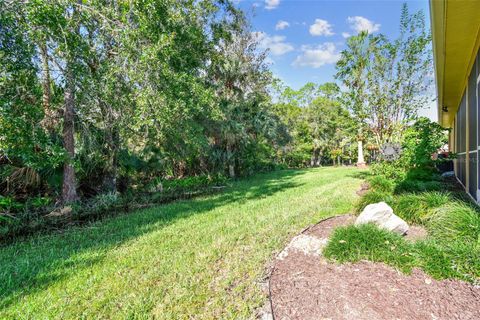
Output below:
[236,0,436,120]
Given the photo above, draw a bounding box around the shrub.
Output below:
[370,161,406,181]
[402,117,448,169]
[404,167,440,181]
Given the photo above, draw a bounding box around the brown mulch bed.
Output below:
[356,182,370,196]
[269,215,480,320]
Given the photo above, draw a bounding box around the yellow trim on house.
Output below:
[430,0,480,128]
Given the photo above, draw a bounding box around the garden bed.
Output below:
[268,215,480,320]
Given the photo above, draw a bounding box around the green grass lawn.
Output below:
[0,167,361,319]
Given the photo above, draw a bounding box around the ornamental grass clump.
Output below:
[367,175,395,193]
[428,202,480,246]
[355,190,393,213]
[392,192,450,225]
[324,224,416,273]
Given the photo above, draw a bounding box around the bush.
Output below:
[404,167,440,181]
[369,118,448,184]
[370,161,406,181]
[402,117,448,169]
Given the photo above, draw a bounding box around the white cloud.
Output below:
[292,43,340,68]
[341,32,351,38]
[252,31,294,56]
[275,20,290,30]
[265,0,280,10]
[309,19,334,36]
[347,16,380,33]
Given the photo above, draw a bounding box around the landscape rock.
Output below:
[355,202,409,235]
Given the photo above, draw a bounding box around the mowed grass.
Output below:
[0,167,361,319]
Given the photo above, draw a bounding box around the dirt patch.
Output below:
[404,224,428,242]
[306,214,355,239]
[269,215,480,320]
[356,182,370,196]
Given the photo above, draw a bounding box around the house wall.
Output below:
[452,47,480,201]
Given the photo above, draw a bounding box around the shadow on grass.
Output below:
[0,169,306,309]
[347,170,371,180]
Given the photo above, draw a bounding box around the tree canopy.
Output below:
[1,1,434,237]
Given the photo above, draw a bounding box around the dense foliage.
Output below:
[272,82,356,167]
[1,1,291,216]
[370,117,449,181]
[401,117,449,168]
[0,1,435,239]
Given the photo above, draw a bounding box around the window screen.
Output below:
[468,69,477,150]
[458,154,466,187]
[457,93,467,153]
[477,46,480,195]
[456,92,467,187]
[469,152,477,200]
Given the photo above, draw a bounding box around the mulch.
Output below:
[356,182,370,196]
[268,215,480,320]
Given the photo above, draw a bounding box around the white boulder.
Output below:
[355,202,409,235]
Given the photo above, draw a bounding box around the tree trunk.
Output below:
[62,67,78,203]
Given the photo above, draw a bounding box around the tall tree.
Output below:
[336,4,432,154]
[336,31,372,166]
